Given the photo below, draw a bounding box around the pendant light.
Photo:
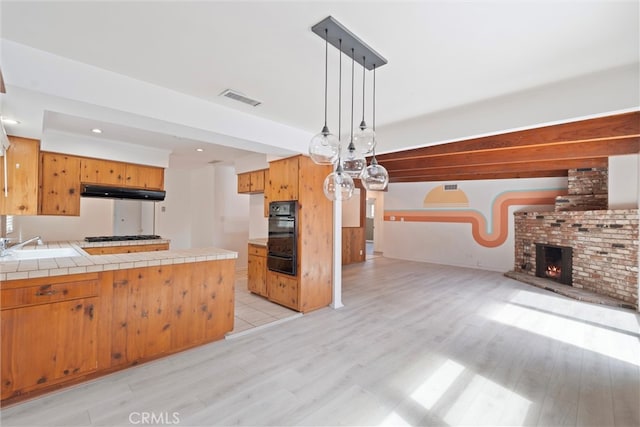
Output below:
[324,38,355,201]
[309,28,340,165]
[342,48,366,179]
[362,64,389,191]
[353,56,376,155]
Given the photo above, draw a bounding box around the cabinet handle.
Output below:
[35,289,58,296]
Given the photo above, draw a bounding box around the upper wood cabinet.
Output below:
[263,168,270,217]
[81,158,163,190]
[237,169,266,194]
[0,136,40,215]
[124,164,164,190]
[81,158,125,186]
[268,157,299,201]
[39,152,81,216]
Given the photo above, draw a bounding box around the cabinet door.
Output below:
[124,164,164,190]
[237,172,251,193]
[263,168,270,217]
[0,136,39,215]
[269,157,298,201]
[249,170,265,193]
[267,271,299,310]
[39,152,81,216]
[248,253,266,296]
[81,158,125,186]
[1,297,98,400]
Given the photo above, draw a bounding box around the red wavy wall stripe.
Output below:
[383,189,565,247]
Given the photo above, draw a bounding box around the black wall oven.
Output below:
[267,201,297,276]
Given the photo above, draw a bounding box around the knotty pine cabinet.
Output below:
[106,260,234,368]
[81,158,164,190]
[247,244,267,297]
[265,155,333,313]
[0,136,40,215]
[237,169,266,194]
[1,273,99,400]
[39,152,82,216]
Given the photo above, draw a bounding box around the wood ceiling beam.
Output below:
[378,138,639,171]
[389,170,569,183]
[376,111,640,163]
[386,157,608,180]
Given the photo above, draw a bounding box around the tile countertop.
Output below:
[248,238,268,246]
[0,240,238,282]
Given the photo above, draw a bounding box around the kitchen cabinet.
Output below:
[108,260,234,367]
[263,168,270,217]
[247,244,267,297]
[237,169,266,194]
[81,158,125,186]
[124,163,164,190]
[268,157,299,201]
[1,273,99,400]
[266,270,298,310]
[265,155,333,313]
[82,242,169,255]
[0,136,40,215]
[39,152,82,216]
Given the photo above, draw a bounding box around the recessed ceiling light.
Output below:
[195,148,204,152]
[1,117,20,125]
[91,128,102,134]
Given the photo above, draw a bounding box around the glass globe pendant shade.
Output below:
[361,157,389,191]
[342,142,366,178]
[323,163,355,201]
[353,121,376,155]
[309,125,340,165]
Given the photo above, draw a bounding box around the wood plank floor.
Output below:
[2,257,639,426]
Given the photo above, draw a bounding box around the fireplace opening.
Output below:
[535,243,573,285]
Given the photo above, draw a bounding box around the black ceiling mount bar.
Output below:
[311,16,387,70]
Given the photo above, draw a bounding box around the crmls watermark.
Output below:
[129,411,180,425]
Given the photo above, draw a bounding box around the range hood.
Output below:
[81,184,165,201]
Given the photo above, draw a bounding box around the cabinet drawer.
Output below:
[248,244,266,257]
[1,279,99,310]
[267,271,298,310]
[83,243,169,255]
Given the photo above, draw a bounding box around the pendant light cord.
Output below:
[338,39,342,142]
[361,56,366,124]
[323,28,329,128]
[371,64,378,164]
[349,48,354,148]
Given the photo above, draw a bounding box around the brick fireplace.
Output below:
[512,168,639,310]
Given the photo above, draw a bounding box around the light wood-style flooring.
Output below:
[2,257,638,426]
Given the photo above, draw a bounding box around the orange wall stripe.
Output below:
[384,189,565,247]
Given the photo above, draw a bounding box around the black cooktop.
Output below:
[84,235,162,243]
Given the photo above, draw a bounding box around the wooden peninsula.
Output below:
[0,240,236,405]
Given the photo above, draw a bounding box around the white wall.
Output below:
[11,198,113,241]
[155,168,192,249]
[188,166,216,248]
[609,154,640,209]
[382,177,566,272]
[248,194,267,239]
[212,166,250,269]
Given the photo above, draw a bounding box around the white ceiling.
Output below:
[0,1,638,169]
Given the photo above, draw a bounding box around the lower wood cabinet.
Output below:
[82,242,169,255]
[1,273,99,400]
[1,260,235,404]
[247,244,267,297]
[266,270,299,310]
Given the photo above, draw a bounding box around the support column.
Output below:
[331,198,343,309]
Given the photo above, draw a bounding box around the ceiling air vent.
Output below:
[219,89,261,107]
[444,184,458,191]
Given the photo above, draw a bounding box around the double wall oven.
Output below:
[267,201,297,276]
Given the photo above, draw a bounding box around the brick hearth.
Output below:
[513,209,639,309]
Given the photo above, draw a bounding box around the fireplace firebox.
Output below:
[535,243,573,285]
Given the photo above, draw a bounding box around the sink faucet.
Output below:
[0,236,43,257]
